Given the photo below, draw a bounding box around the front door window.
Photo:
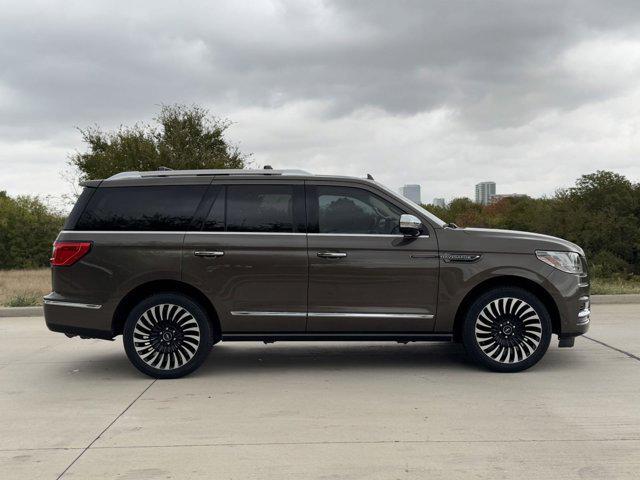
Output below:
[317,186,403,235]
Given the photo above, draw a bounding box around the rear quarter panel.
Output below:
[53,231,184,330]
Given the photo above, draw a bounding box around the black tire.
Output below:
[123,293,213,379]
[462,287,552,372]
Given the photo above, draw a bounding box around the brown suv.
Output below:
[44,169,590,378]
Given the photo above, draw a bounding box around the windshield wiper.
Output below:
[444,222,459,229]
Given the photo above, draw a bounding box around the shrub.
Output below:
[5,292,41,307]
[0,192,64,269]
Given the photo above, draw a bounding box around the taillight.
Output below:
[50,241,92,266]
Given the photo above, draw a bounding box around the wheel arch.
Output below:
[452,275,561,342]
[112,279,221,339]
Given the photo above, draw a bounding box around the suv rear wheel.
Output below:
[123,293,213,379]
[462,287,552,372]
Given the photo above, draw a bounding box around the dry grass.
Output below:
[590,276,640,295]
[0,269,51,307]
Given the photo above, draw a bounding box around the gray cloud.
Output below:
[1,0,640,201]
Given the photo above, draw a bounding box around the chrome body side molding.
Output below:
[43,300,102,310]
[230,311,434,320]
[230,311,307,317]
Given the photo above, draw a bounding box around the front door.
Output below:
[183,181,308,333]
[306,182,439,332]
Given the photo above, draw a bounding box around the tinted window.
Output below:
[317,186,404,234]
[76,186,206,231]
[203,187,225,232]
[226,185,297,233]
[64,187,96,230]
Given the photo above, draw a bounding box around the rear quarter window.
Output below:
[75,185,206,231]
[63,187,97,230]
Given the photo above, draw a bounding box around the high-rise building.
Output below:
[475,181,496,205]
[400,184,421,204]
[432,197,446,208]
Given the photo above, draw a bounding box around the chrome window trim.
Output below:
[43,300,102,310]
[62,230,185,235]
[308,233,429,238]
[62,231,430,238]
[63,230,306,236]
[230,311,434,319]
[188,231,307,236]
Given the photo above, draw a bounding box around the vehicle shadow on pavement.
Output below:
[196,342,478,375]
[196,342,590,377]
[46,351,145,379]
[51,340,586,379]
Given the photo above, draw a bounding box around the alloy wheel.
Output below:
[474,297,543,364]
[132,303,201,370]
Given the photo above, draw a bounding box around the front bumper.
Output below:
[545,269,590,341]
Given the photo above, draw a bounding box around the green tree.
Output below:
[555,171,640,274]
[0,192,64,269]
[421,170,640,276]
[69,104,248,181]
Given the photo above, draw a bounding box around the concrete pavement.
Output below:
[0,304,639,479]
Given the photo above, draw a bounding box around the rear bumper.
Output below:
[43,293,114,340]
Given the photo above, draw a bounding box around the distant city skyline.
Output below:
[432,197,445,208]
[475,181,496,205]
[398,181,530,206]
[399,184,421,204]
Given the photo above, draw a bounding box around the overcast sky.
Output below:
[2,0,640,204]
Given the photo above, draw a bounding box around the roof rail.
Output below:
[106,168,311,180]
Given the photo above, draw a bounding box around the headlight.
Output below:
[536,250,584,274]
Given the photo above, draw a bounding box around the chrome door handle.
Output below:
[317,252,347,258]
[194,251,224,257]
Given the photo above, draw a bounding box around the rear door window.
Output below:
[75,185,207,231]
[224,185,303,233]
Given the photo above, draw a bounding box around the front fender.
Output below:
[434,252,557,332]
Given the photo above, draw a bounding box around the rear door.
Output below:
[306,181,439,332]
[182,180,308,333]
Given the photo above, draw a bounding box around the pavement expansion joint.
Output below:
[583,335,640,362]
[55,379,157,479]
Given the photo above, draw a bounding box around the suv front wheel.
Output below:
[462,287,552,372]
[123,293,213,379]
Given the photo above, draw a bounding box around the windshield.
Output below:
[373,181,447,228]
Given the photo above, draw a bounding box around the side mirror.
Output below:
[399,214,421,237]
